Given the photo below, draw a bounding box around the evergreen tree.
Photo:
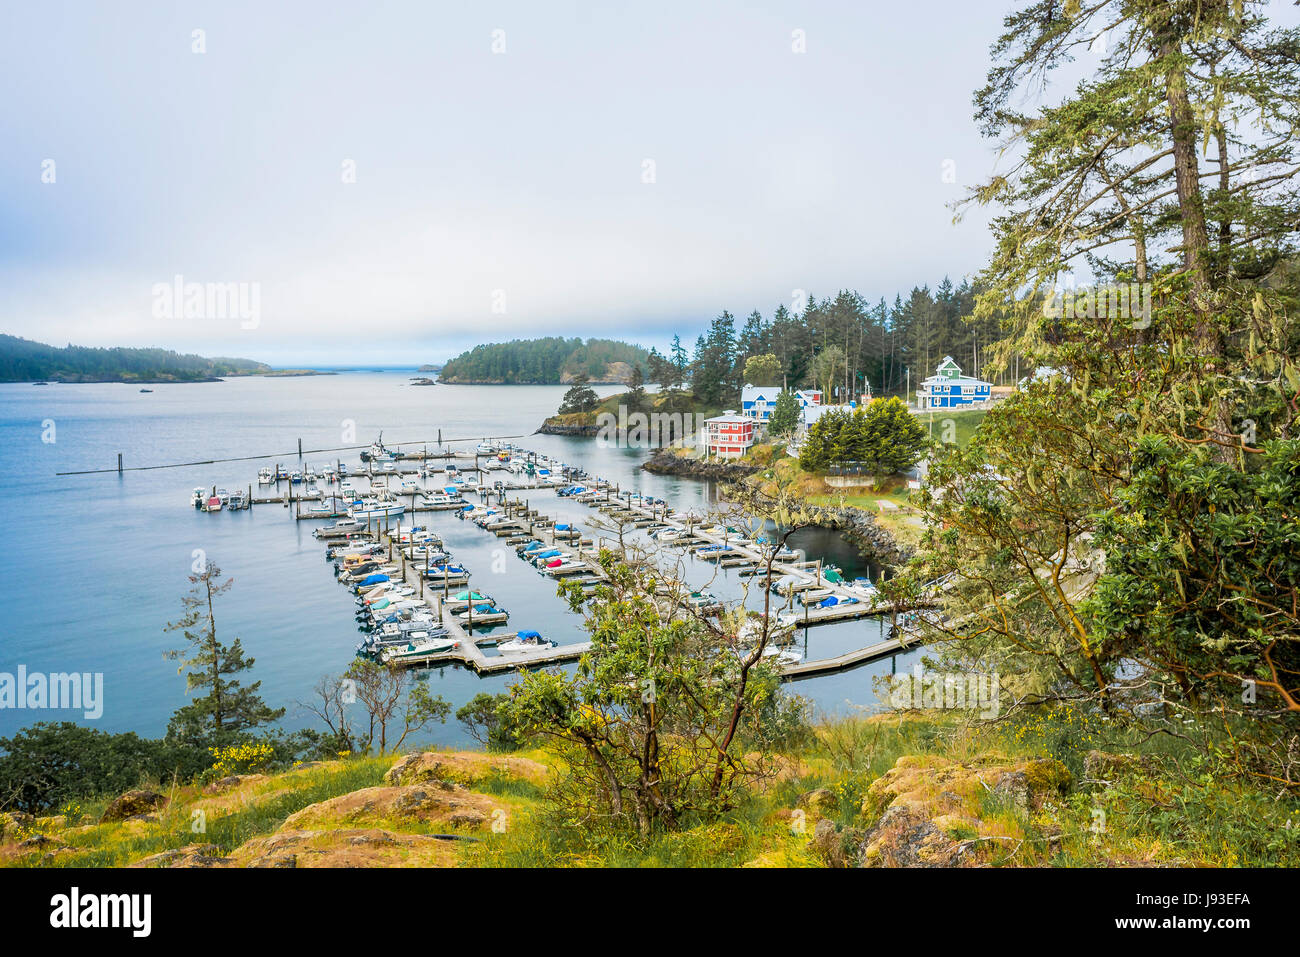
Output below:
[768,388,801,438]
[557,373,600,414]
[625,365,647,411]
[163,562,284,750]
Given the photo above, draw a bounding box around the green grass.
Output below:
[919,407,988,449]
[28,757,391,868]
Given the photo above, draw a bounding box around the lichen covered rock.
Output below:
[99,789,168,823]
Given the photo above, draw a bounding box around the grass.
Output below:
[11,701,1297,868]
[25,756,392,868]
[466,708,1300,868]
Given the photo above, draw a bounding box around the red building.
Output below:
[702,413,755,458]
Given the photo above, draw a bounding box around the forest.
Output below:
[437,337,649,383]
[0,335,270,382]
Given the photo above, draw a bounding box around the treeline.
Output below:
[651,279,1013,408]
[0,335,270,382]
[438,337,648,384]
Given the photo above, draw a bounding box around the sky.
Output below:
[1,1,1013,366]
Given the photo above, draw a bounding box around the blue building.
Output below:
[916,356,992,409]
[740,385,822,421]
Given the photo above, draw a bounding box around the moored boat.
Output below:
[497,630,556,655]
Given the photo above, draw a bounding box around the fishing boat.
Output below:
[202,494,223,512]
[497,631,556,655]
[191,487,207,508]
[361,434,398,463]
[226,489,248,510]
[258,467,274,484]
[289,469,303,484]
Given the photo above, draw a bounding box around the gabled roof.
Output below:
[920,373,991,387]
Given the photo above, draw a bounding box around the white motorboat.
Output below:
[497,631,556,655]
[258,467,274,484]
[349,499,407,521]
[761,646,802,666]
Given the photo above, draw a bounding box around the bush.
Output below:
[0,722,205,814]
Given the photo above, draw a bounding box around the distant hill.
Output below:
[0,335,272,383]
[437,337,648,384]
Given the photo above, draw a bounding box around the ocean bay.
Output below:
[0,371,915,746]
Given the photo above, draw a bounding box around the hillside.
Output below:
[438,337,647,384]
[6,711,1292,868]
[0,335,271,383]
[538,389,721,437]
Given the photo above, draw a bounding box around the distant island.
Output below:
[437,336,648,384]
[417,363,442,373]
[0,335,327,383]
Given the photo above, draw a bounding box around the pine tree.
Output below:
[163,562,284,749]
[558,373,600,414]
[768,388,801,437]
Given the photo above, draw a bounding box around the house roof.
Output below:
[920,373,991,387]
[705,414,752,424]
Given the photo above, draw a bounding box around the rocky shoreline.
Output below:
[641,448,760,481]
[536,420,601,437]
[812,503,913,566]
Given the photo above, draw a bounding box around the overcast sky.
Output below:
[2,1,1014,365]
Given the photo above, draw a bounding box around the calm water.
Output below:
[0,372,919,746]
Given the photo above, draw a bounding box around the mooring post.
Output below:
[117,452,123,473]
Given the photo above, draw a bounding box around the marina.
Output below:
[7,374,927,747]
[195,430,938,681]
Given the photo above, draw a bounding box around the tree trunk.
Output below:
[1160,35,1233,461]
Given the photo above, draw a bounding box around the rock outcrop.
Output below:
[808,753,1072,868]
[385,750,548,788]
[99,789,168,823]
[642,449,760,480]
